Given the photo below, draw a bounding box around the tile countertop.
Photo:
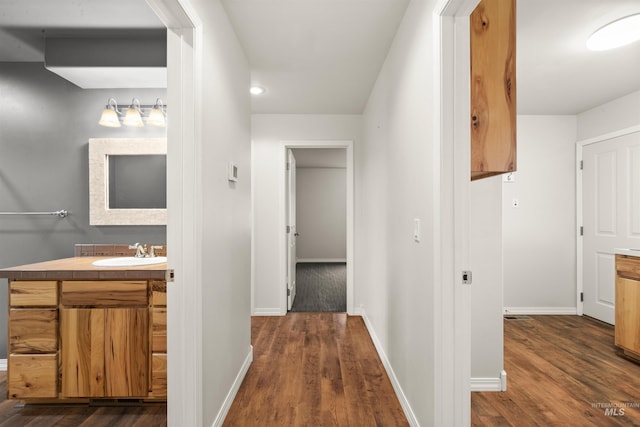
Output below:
[615,249,640,258]
[0,256,168,281]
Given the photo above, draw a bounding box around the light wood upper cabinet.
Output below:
[470,0,517,180]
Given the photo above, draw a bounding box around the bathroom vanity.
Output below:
[615,250,640,361]
[0,249,168,403]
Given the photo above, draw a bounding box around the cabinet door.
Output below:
[470,0,516,180]
[104,308,149,397]
[60,309,105,397]
[615,277,640,354]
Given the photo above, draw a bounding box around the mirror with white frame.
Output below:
[89,138,167,225]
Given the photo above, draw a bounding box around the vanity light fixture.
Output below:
[98,98,121,128]
[587,13,640,51]
[98,97,168,128]
[250,85,266,95]
[146,98,167,128]
[123,98,144,127]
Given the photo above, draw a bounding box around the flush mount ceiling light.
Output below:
[587,13,640,51]
[250,85,266,95]
[98,97,168,128]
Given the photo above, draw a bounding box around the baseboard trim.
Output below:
[212,345,253,427]
[359,308,419,427]
[253,308,285,316]
[471,370,507,392]
[0,359,6,371]
[504,307,577,315]
[296,258,347,263]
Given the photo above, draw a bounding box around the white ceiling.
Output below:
[1,0,640,115]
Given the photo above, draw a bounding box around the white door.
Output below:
[583,131,640,324]
[286,149,297,310]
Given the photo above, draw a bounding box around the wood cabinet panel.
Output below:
[61,281,147,307]
[9,281,58,307]
[615,277,640,354]
[8,354,57,399]
[151,308,167,353]
[616,255,640,281]
[150,354,167,398]
[470,0,516,180]
[150,281,167,306]
[9,309,58,354]
[104,308,149,397]
[60,308,105,397]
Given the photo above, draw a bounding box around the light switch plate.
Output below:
[228,162,238,182]
[413,218,421,242]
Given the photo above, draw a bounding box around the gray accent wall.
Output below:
[0,62,167,357]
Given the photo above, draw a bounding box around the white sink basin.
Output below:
[92,256,168,267]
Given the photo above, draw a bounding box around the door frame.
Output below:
[435,0,478,424]
[279,140,354,314]
[575,124,640,317]
[144,0,202,426]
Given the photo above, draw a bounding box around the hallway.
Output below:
[224,313,408,426]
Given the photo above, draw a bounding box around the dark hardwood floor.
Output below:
[472,315,640,426]
[224,313,409,427]
[0,384,166,427]
[2,314,633,426]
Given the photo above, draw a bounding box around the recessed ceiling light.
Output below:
[587,13,640,51]
[250,86,266,95]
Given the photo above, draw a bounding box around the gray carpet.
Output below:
[291,263,346,312]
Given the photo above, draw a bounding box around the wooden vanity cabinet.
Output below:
[8,281,59,399]
[470,0,517,180]
[615,255,640,359]
[7,279,167,402]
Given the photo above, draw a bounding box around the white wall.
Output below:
[188,1,252,425]
[577,89,640,140]
[503,115,577,313]
[470,176,504,388]
[296,167,347,261]
[357,0,439,424]
[252,114,361,314]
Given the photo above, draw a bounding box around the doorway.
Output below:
[280,141,355,315]
[579,128,640,324]
[287,147,348,312]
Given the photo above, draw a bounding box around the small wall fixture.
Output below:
[587,13,640,51]
[98,97,167,128]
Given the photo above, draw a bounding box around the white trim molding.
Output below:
[471,370,507,392]
[253,308,285,316]
[504,307,577,315]
[360,309,419,427]
[296,258,347,263]
[0,359,6,371]
[211,346,253,427]
[279,140,355,315]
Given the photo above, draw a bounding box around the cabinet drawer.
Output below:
[9,309,58,354]
[8,354,58,399]
[616,255,640,281]
[150,281,167,306]
[10,281,58,307]
[151,308,167,353]
[150,354,167,398]
[61,281,148,306]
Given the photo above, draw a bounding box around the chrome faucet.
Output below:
[129,243,148,258]
[148,245,163,257]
